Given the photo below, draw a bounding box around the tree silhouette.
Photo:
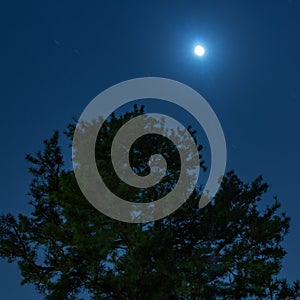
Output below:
[0,105,299,299]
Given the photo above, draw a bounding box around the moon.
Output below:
[194,45,205,56]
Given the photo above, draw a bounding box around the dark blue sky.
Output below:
[1,0,300,298]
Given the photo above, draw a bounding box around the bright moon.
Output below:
[194,45,205,56]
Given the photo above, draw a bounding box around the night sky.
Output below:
[1,1,300,298]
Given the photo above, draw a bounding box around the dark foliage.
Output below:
[1,106,299,299]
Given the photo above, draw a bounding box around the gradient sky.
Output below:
[1,1,300,298]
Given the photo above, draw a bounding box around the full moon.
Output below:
[194,45,205,56]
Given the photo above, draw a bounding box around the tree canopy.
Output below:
[1,105,299,299]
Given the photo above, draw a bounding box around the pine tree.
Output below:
[1,106,299,299]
